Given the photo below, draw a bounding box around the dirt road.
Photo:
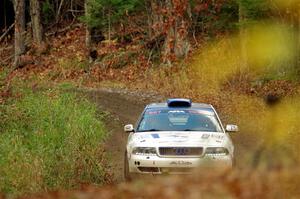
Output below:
[83,88,165,183]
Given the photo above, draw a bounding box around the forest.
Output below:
[0,0,300,198]
[1,1,299,71]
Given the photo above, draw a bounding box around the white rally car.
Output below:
[124,98,238,180]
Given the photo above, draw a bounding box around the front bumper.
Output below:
[128,154,233,174]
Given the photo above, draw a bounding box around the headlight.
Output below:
[132,147,157,155]
[205,147,229,155]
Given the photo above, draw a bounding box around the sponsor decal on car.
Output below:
[151,134,160,138]
[146,110,161,115]
[211,134,225,139]
[170,161,193,166]
[201,134,210,139]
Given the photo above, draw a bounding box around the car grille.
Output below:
[138,167,159,173]
[137,167,193,174]
[160,167,193,173]
[159,147,203,156]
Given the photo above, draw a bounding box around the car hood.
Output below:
[130,131,228,147]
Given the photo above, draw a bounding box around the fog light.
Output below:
[132,147,157,155]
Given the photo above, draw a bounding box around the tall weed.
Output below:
[0,89,108,196]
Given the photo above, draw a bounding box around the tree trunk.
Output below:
[85,0,92,61]
[13,0,26,67]
[4,0,7,30]
[56,0,65,23]
[162,0,190,64]
[108,10,111,44]
[148,0,164,38]
[145,0,153,38]
[30,0,43,45]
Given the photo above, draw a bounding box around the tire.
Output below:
[124,151,132,182]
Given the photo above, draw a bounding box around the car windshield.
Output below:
[137,109,222,132]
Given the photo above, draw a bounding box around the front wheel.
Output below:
[124,151,132,182]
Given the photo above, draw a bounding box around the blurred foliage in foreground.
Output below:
[17,169,300,199]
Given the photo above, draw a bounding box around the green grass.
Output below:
[0,88,108,196]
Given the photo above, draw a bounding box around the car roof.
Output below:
[146,102,213,109]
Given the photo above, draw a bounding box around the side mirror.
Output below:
[124,124,134,133]
[225,124,239,133]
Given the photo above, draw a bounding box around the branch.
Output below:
[56,0,65,23]
[45,23,82,37]
[67,9,84,13]
[0,23,15,43]
[0,46,13,52]
[0,54,14,67]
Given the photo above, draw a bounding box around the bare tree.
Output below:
[85,0,93,61]
[148,0,191,64]
[163,0,190,63]
[30,0,43,46]
[13,0,26,67]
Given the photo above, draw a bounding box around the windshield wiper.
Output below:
[147,129,160,131]
[183,129,197,131]
[138,129,161,132]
